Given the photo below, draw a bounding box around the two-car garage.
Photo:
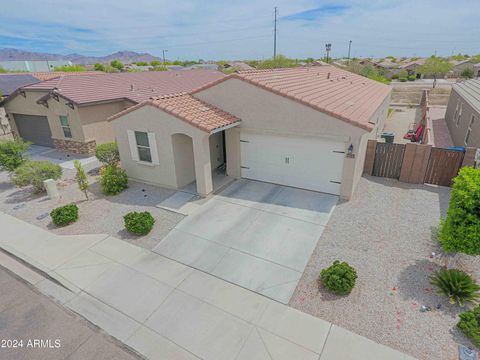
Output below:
[12,114,54,147]
[240,132,345,195]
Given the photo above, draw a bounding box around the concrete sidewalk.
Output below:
[0,211,416,360]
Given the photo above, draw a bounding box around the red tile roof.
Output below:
[193,66,391,130]
[108,93,240,133]
[23,70,225,106]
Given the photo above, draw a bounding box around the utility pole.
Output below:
[273,7,278,58]
[325,43,332,63]
[347,40,352,64]
[162,50,168,66]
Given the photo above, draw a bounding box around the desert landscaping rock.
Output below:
[0,170,184,250]
[290,176,480,360]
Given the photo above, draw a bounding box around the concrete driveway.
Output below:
[153,179,338,303]
[28,145,100,172]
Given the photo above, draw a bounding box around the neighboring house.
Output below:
[0,60,73,72]
[0,74,40,97]
[184,64,219,71]
[108,66,391,199]
[398,59,426,77]
[449,60,475,78]
[2,71,225,153]
[223,62,254,71]
[0,74,41,141]
[474,63,480,78]
[445,79,480,147]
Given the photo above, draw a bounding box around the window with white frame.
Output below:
[59,115,72,138]
[134,131,152,162]
[465,115,475,146]
[455,102,463,127]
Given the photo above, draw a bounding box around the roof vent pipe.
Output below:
[327,72,331,79]
[130,84,134,91]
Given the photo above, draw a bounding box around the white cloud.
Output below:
[0,0,478,59]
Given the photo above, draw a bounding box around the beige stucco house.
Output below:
[2,71,225,154]
[109,66,391,199]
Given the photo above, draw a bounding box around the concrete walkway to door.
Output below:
[0,211,416,360]
[154,179,338,303]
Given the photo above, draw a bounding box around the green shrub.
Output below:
[391,74,399,79]
[95,142,120,165]
[320,260,357,295]
[430,269,480,306]
[458,305,480,347]
[399,77,408,82]
[100,164,128,195]
[407,75,416,81]
[12,160,62,193]
[0,139,30,171]
[461,67,474,79]
[124,211,155,235]
[439,167,480,255]
[50,204,79,226]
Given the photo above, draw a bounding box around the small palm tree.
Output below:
[430,269,480,307]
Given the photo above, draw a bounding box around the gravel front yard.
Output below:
[290,176,480,360]
[0,169,184,250]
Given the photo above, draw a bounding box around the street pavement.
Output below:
[0,211,417,360]
[0,266,140,360]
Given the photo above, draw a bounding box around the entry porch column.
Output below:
[193,135,213,196]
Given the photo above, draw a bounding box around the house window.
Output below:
[59,115,72,138]
[135,131,152,162]
[455,102,463,127]
[465,115,475,146]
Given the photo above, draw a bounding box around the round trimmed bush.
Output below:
[100,164,128,195]
[50,204,79,226]
[399,77,408,82]
[95,142,120,165]
[320,260,357,295]
[124,211,155,235]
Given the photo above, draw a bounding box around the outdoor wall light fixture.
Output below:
[347,143,355,158]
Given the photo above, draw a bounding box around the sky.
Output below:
[0,0,478,60]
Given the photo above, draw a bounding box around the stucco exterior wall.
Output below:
[78,100,133,145]
[5,91,130,151]
[111,105,211,193]
[195,78,389,199]
[445,89,480,147]
[5,90,84,142]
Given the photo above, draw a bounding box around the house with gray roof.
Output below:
[445,79,480,147]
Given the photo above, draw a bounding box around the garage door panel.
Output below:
[13,114,53,147]
[240,132,344,195]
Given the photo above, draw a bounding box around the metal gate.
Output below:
[372,142,405,179]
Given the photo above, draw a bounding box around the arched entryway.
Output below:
[172,133,196,188]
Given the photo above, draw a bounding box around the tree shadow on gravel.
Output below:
[5,187,46,204]
[397,259,463,317]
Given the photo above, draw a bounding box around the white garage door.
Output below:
[240,132,345,195]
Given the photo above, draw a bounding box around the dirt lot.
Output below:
[0,169,184,250]
[290,176,480,360]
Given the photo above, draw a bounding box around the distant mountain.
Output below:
[0,48,162,64]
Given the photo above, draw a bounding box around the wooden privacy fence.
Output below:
[364,140,477,186]
[372,143,405,179]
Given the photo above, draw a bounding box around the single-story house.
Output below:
[449,60,475,78]
[2,70,225,153]
[108,66,391,199]
[474,63,480,78]
[445,79,480,147]
[223,62,255,71]
[398,59,426,77]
